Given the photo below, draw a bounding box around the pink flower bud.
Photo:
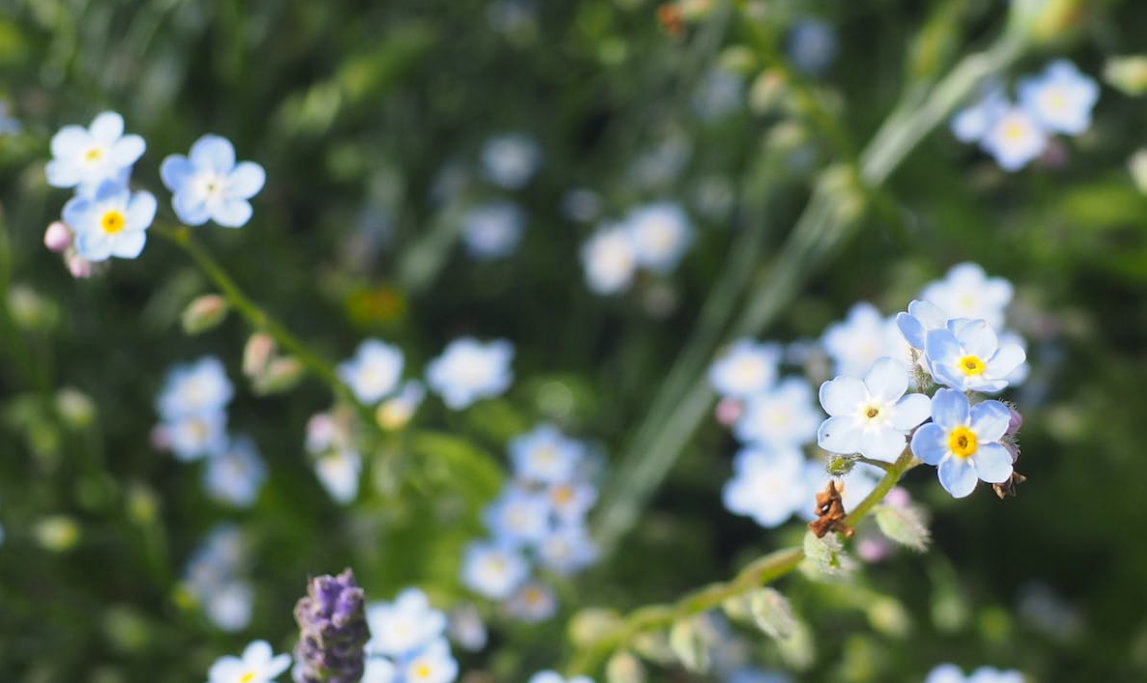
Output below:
[715,397,742,426]
[44,222,73,252]
[65,252,95,279]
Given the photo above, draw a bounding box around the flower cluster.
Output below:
[43,111,264,273]
[363,587,459,683]
[462,424,600,620]
[153,356,268,507]
[181,524,256,631]
[952,60,1099,171]
[581,201,694,295]
[924,664,1024,683]
[425,337,514,410]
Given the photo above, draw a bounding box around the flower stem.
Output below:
[153,223,375,426]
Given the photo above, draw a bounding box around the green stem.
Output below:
[568,450,918,676]
[153,223,375,426]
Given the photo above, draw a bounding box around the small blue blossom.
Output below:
[625,201,694,273]
[207,640,292,683]
[160,134,266,228]
[164,409,229,461]
[529,671,593,683]
[709,338,783,400]
[203,436,267,508]
[508,423,585,484]
[822,302,911,378]
[733,377,822,447]
[918,263,1013,330]
[461,541,530,600]
[581,223,639,295]
[1018,59,1100,136]
[365,588,447,658]
[480,133,540,189]
[338,338,405,404]
[62,180,156,261]
[547,480,597,522]
[925,664,1025,683]
[911,389,1014,498]
[951,85,1009,143]
[722,446,807,528]
[817,357,932,462]
[787,19,837,76]
[425,337,514,410]
[392,637,458,683]
[536,523,598,576]
[925,319,1026,393]
[693,66,745,121]
[980,105,1048,171]
[183,524,253,632]
[46,111,145,190]
[446,603,488,653]
[313,448,363,505]
[461,200,526,260]
[376,380,427,431]
[482,485,553,546]
[895,299,950,350]
[505,581,558,623]
[0,101,22,136]
[157,356,234,419]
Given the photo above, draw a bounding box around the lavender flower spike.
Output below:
[293,568,371,683]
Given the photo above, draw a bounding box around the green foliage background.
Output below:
[1,0,1146,681]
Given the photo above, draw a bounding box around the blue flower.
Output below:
[62,180,156,261]
[722,446,807,528]
[393,637,458,683]
[165,409,229,461]
[925,319,1026,393]
[822,302,911,378]
[528,671,593,683]
[480,133,540,189]
[918,263,1013,330]
[482,484,553,546]
[46,111,145,190]
[733,377,822,448]
[951,85,1009,143]
[536,523,598,576]
[895,299,949,350]
[203,436,267,507]
[581,223,639,295]
[338,338,405,405]
[1018,59,1099,136]
[910,389,1013,498]
[461,541,529,600]
[157,356,234,419]
[425,337,514,410]
[160,134,265,228]
[505,581,558,623]
[508,423,585,484]
[708,338,783,400]
[980,105,1048,172]
[365,588,447,658]
[461,201,525,260]
[787,19,837,76]
[817,357,932,462]
[207,640,291,683]
[625,201,694,273]
[0,101,22,136]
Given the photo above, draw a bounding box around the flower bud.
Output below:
[668,617,711,674]
[1104,56,1147,96]
[66,252,96,279]
[181,294,229,335]
[1129,149,1147,195]
[44,221,73,252]
[242,333,276,378]
[873,503,931,552]
[35,514,80,552]
[252,356,304,395]
[56,387,96,429]
[1008,0,1085,45]
[606,651,646,683]
[293,568,370,683]
[748,587,797,640]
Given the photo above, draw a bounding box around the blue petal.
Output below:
[76,231,112,261]
[971,443,1012,484]
[89,111,124,143]
[817,415,862,455]
[970,400,1010,442]
[109,135,146,167]
[189,134,236,174]
[110,230,146,259]
[930,388,969,430]
[224,162,265,199]
[45,159,82,188]
[955,319,997,358]
[211,199,253,228]
[925,328,962,365]
[938,456,978,498]
[173,192,211,226]
[50,125,89,158]
[62,196,91,232]
[160,155,196,192]
[895,311,926,349]
[910,423,947,465]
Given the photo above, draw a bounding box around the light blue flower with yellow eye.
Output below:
[625,201,694,273]
[62,180,156,262]
[480,133,540,189]
[395,637,458,683]
[161,134,265,228]
[165,409,228,461]
[482,485,553,546]
[925,319,1026,393]
[817,357,932,462]
[508,423,584,484]
[733,377,822,448]
[365,588,447,658]
[505,581,558,623]
[911,389,1013,498]
[980,105,1048,172]
[709,338,783,400]
[338,339,404,405]
[425,337,514,410]
[1019,59,1099,136]
[461,201,525,260]
[461,541,529,600]
[722,446,807,528]
[157,356,234,420]
[951,85,1009,144]
[46,111,145,190]
[203,436,267,508]
[536,522,598,576]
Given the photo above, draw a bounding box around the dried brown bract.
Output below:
[808,480,854,538]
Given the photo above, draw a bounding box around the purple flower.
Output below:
[293,569,371,683]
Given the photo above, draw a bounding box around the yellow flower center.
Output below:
[239,673,255,683]
[552,485,573,505]
[415,664,431,678]
[948,426,977,458]
[84,147,103,162]
[958,355,985,376]
[864,405,880,419]
[1003,120,1026,142]
[101,210,126,234]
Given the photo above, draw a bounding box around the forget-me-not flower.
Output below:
[165,410,229,461]
[980,106,1048,171]
[505,581,558,623]
[709,338,783,400]
[461,200,526,260]
[0,101,22,136]
[911,389,1013,498]
[722,446,808,528]
[918,262,1013,330]
[161,134,265,228]
[313,448,362,505]
[365,588,447,658]
[62,180,156,262]
[508,423,585,484]
[203,436,267,507]
[480,133,540,189]
[787,18,837,76]
[818,357,932,462]
[46,111,145,190]
[206,640,291,683]
[426,337,514,410]
[528,671,594,683]
[626,201,694,273]
[581,223,639,295]
[822,302,911,378]
[734,376,822,447]
[394,637,458,683]
[1018,59,1100,136]
[483,485,553,546]
[925,319,1026,393]
[951,86,1009,143]
[536,523,598,576]
[924,664,1025,683]
[157,356,234,419]
[461,541,529,600]
[338,339,404,404]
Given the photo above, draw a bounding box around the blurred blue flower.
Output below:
[0,101,22,136]
[508,423,585,484]
[426,337,514,409]
[207,640,291,683]
[925,319,1026,393]
[722,446,807,528]
[787,19,837,76]
[183,524,253,632]
[626,201,694,274]
[46,111,145,190]
[822,302,911,379]
[925,664,1025,683]
[461,541,529,600]
[817,357,932,462]
[709,338,783,400]
[157,356,234,419]
[693,67,744,121]
[547,480,597,523]
[165,409,229,461]
[366,588,447,658]
[980,105,1048,171]
[896,299,950,351]
[536,523,597,576]
[338,338,405,404]
[203,436,267,508]
[483,485,553,546]
[726,668,792,683]
[392,637,458,683]
[911,389,1013,498]
[160,134,265,228]
[505,581,558,623]
[446,603,488,653]
[1019,59,1100,136]
[528,671,593,683]
[733,377,821,448]
[62,180,156,261]
[581,223,639,295]
[313,448,363,505]
[461,200,525,260]
[951,85,1009,143]
[918,262,1013,330]
[480,133,540,189]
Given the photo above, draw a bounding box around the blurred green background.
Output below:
[2,0,1147,681]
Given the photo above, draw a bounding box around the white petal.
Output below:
[89,111,125,143]
[212,199,253,228]
[864,357,909,403]
[225,162,266,199]
[889,392,931,431]
[819,376,866,416]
